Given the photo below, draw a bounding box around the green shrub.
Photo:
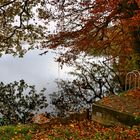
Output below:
[0,80,48,125]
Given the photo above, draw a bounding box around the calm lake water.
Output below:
[0,49,105,113]
[0,49,74,113]
[0,49,72,95]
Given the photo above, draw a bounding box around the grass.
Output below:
[0,121,139,140]
[0,124,38,140]
[34,120,140,140]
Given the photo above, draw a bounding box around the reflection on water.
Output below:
[0,49,71,95]
[0,50,106,113]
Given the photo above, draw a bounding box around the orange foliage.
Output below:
[46,0,139,56]
[127,88,140,99]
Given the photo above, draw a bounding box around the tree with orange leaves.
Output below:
[43,0,139,87]
[0,0,140,70]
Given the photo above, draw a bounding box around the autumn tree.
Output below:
[1,0,139,57]
[0,0,140,89]
[44,0,140,89]
[44,0,140,70]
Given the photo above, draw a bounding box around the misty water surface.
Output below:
[0,49,72,95]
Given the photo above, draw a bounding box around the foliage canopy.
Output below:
[0,0,139,59]
[0,0,48,56]
[45,0,140,65]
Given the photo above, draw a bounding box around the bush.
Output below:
[0,80,48,125]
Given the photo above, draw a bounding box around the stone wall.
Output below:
[92,103,140,126]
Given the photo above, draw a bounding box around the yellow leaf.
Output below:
[69,124,74,128]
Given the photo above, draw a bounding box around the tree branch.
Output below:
[0,0,16,8]
[3,0,29,40]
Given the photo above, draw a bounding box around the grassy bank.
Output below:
[0,124,39,140]
[0,120,139,140]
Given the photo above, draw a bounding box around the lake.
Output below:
[0,49,106,114]
[0,49,72,93]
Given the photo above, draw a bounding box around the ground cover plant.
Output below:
[33,120,140,140]
[0,119,139,140]
[0,124,38,140]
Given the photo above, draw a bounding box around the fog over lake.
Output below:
[0,49,72,95]
[0,48,104,113]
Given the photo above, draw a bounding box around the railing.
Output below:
[125,70,140,91]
